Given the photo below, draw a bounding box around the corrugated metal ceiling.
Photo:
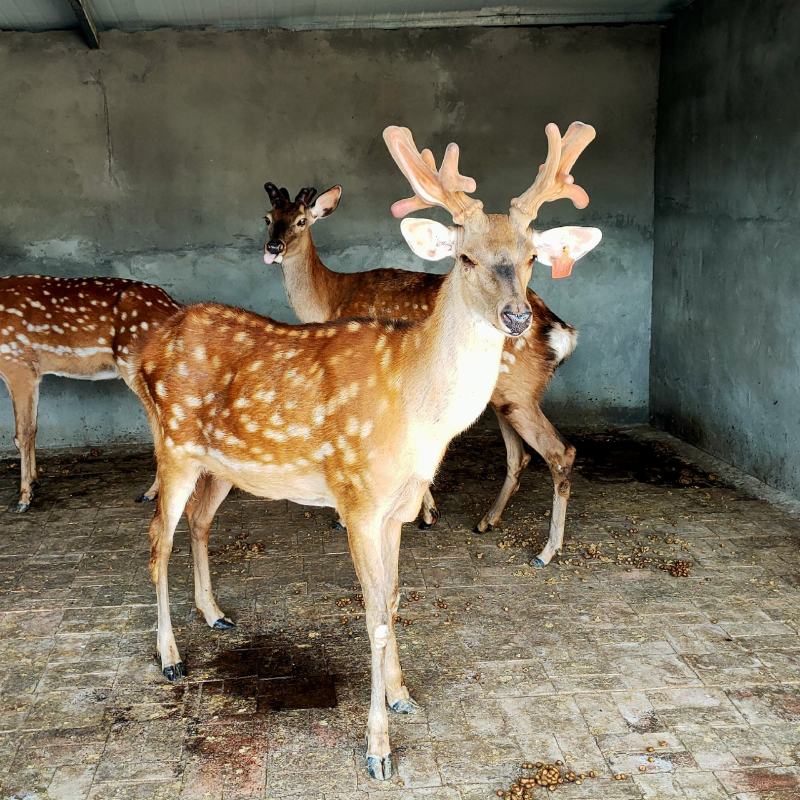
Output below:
[0,1,693,33]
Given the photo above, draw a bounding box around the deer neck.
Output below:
[280,237,339,323]
[405,268,506,449]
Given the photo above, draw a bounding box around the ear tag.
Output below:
[551,246,575,279]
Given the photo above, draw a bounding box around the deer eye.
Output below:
[297,218,307,227]
[460,254,476,268]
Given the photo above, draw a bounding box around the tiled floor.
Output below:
[1,419,800,799]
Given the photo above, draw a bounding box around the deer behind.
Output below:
[0,275,180,511]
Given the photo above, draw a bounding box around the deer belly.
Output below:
[201,450,335,507]
[42,349,119,381]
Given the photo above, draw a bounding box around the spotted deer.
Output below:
[262,123,601,566]
[134,122,600,780]
[0,275,180,511]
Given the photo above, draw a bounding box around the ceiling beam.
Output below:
[66,0,100,49]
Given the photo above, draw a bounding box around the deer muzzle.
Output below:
[499,303,532,336]
[263,240,285,265]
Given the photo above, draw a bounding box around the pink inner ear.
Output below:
[551,254,575,279]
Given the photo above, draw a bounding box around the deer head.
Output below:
[262,183,342,264]
[383,124,602,320]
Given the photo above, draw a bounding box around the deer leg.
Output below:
[382,517,420,714]
[149,461,201,680]
[5,370,40,513]
[186,473,233,629]
[347,516,393,780]
[136,472,159,503]
[506,404,575,568]
[474,407,531,532]
[418,489,440,529]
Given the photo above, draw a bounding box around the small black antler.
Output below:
[264,183,294,208]
[264,182,286,208]
[295,187,318,206]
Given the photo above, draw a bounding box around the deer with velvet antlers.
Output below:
[262,122,601,566]
[134,122,600,780]
[0,275,181,512]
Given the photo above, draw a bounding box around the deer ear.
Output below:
[532,226,602,279]
[309,185,342,222]
[400,218,456,261]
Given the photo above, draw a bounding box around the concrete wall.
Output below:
[0,25,659,448]
[651,0,800,497]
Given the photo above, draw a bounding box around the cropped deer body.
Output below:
[263,125,601,566]
[137,123,599,779]
[0,275,180,511]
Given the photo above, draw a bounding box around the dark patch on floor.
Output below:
[570,431,728,488]
[207,634,337,711]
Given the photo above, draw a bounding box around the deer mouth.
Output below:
[262,252,284,265]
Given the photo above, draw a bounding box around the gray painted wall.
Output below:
[0,25,658,448]
[651,0,800,498]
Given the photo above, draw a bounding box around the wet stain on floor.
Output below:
[207,635,337,711]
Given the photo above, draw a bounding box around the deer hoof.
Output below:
[9,501,30,513]
[390,697,421,714]
[135,493,156,503]
[162,662,186,682]
[212,617,235,630]
[530,556,546,569]
[366,753,393,781]
[419,508,440,530]
[331,518,346,531]
[473,522,493,534]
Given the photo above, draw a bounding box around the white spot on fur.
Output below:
[254,389,275,403]
[312,442,334,461]
[287,423,311,439]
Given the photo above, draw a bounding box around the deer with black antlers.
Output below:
[261,122,600,566]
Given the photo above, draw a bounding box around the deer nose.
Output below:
[266,240,285,255]
[500,305,532,336]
